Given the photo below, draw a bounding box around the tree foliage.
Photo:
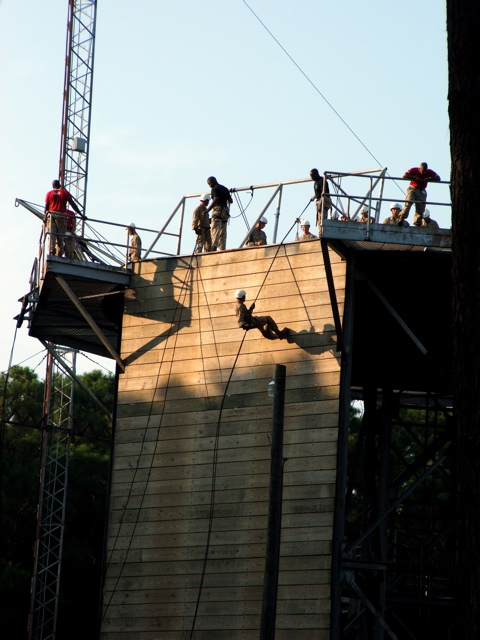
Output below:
[0,366,114,639]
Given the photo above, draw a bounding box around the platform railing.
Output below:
[19,169,452,298]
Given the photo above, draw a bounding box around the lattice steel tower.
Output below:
[28,2,97,638]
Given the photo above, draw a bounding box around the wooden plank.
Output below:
[109,475,338,514]
[110,467,337,499]
[114,417,339,446]
[122,290,343,328]
[118,358,340,394]
[100,613,330,632]
[122,288,345,321]
[116,371,340,405]
[119,350,340,382]
[111,426,339,459]
[101,594,330,619]
[126,266,346,305]
[106,540,333,566]
[103,582,330,605]
[101,630,329,640]
[108,496,335,526]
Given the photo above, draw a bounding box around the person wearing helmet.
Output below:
[298,219,317,241]
[234,290,289,340]
[205,176,233,250]
[246,216,268,247]
[421,209,439,230]
[383,204,410,227]
[399,162,441,226]
[126,222,142,262]
[192,193,212,253]
[356,206,375,224]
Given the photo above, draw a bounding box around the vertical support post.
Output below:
[260,364,286,640]
[330,254,355,639]
[28,348,75,640]
[176,198,185,255]
[272,184,283,244]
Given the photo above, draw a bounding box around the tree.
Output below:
[447,2,480,637]
[0,366,114,639]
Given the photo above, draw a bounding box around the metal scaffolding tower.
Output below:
[59,0,97,214]
[28,2,98,638]
[28,349,75,640]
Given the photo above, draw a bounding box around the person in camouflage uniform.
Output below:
[127,223,142,261]
[421,209,440,229]
[192,194,212,253]
[298,219,317,241]
[383,203,410,227]
[246,217,268,246]
[234,289,289,340]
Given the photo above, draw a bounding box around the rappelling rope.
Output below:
[102,243,199,619]
[188,207,307,638]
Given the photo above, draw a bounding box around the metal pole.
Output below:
[272,184,283,244]
[260,364,286,640]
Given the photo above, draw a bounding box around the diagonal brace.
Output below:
[364,276,428,356]
[55,275,125,372]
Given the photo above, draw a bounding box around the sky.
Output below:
[0,0,450,379]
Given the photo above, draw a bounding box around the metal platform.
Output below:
[28,256,130,362]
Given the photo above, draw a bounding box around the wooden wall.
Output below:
[101,241,346,639]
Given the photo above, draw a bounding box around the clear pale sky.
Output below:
[0,0,450,377]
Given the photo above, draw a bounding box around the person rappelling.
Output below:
[234,289,289,340]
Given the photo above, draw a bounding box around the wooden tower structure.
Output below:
[98,219,454,639]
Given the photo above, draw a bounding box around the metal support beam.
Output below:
[55,275,125,371]
[321,239,344,353]
[260,364,286,640]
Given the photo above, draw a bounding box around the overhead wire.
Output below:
[241,1,405,196]
[241,0,384,168]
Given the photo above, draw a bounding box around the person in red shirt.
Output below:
[44,179,82,257]
[399,162,440,226]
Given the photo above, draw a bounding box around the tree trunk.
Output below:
[447,1,480,636]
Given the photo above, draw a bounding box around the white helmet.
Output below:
[234,289,246,299]
[300,219,311,226]
[424,209,430,218]
[260,216,268,224]
[200,193,211,202]
[391,203,401,210]
[126,222,136,228]
[361,206,369,214]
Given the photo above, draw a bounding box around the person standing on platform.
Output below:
[192,194,212,253]
[127,222,142,262]
[234,289,289,340]
[399,162,440,226]
[246,217,268,246]
[298,219,317,241]
[64,210,77,259]
[421,209,440,229]
[205,176,232,251]
[383,203,410,227]
[44,179,82,257]
[310,168,332,231]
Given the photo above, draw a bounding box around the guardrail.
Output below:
[17,169,452,293]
